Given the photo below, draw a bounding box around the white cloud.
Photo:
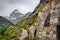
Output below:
[0,0,40,16]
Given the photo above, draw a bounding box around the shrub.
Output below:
[4,26,22,40]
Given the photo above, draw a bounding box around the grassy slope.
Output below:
[0,16,13,39]
[0,16,12,34]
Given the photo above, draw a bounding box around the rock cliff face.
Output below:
[36,0,59,40]
[29,0,60,40]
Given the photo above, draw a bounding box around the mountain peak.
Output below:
[10,9,23,19]
[12,9,23,15]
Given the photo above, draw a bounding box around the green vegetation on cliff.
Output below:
[4,26,22,40]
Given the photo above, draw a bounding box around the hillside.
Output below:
[0,16,13,35]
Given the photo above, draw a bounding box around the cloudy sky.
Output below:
[0,0,40,16]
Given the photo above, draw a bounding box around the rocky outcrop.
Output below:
[36,0,59,40]
[19,28,28,40]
